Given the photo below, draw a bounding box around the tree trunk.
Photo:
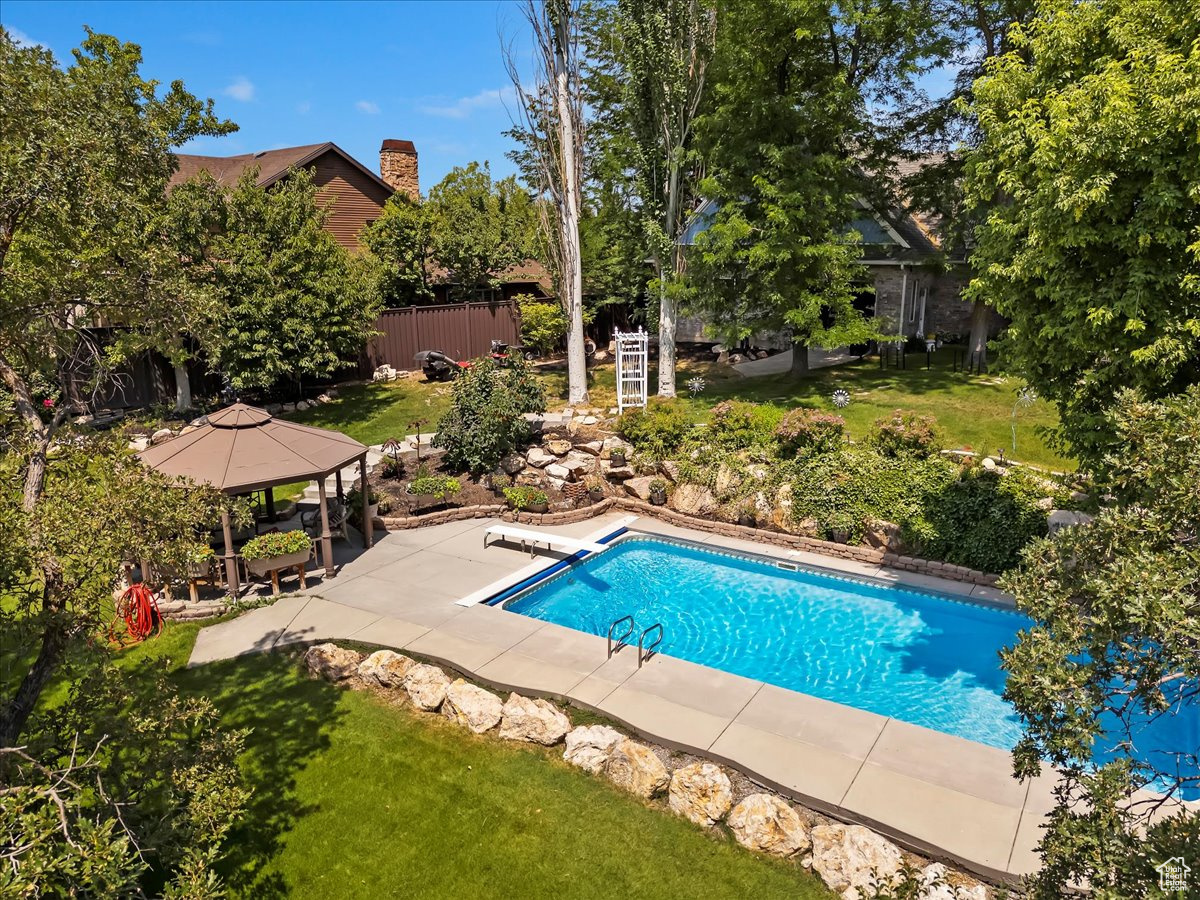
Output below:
[790,342,810,378]
[554,15,588,406]
[174,363,192,413]
[656,274,677,397]
[967,299,991,374]
[0,576,66,746]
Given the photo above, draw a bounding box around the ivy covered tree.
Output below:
[0,28,249,893]
[1001,387,1200,897]
[965,0,1200,463]
[171,167,382,395]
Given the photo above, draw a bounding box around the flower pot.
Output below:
[649,490,667,506]
[610,451,627,467]
[737,514,756,528]
[188,558,214,580]
[588,488,604,502]
[244,546,313,579]
[527,501,549,514]
[830,529,850,544]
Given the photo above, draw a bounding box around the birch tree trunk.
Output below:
[554,18,588,405]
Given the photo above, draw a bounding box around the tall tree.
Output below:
[506,0,590,404]
[1001,386,1200,897]
[609,0,716,396]
[171,168,383,396]
[691,0,938,376]
[0,29,248,892]
[964,0,1200,464]
[424,162,539,301]
[360,192,435,306]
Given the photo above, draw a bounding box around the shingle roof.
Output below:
[169,141,395,196]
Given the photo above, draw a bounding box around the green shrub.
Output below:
[433,355,546,475]
[774,407,846,455]
[920,464,1050,572]
[517,294,595,356]
[240,530,312,561]
[407,475,461,502]
[870,410,941,457]
[503,485,548,510]
[617,397,693,456]
[788,448,954,543]
[707,401,783,448]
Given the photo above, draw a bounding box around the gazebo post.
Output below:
[335,469,344,502]
[264,486,276,523]
[359,452,373,549]
[317,477,335,579]
[221,508,239,597]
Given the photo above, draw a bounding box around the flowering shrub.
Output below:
[618,397,693,455]
[708,401,783,449]
[503,485,548,510]
[774,408,845,455]
[870,410,941,457]
[240,530,311,561]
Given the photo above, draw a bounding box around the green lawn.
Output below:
[129,623,831,899]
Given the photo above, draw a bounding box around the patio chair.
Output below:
[301,497,350,543]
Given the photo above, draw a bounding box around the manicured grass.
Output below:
[288,349,1070,472]
[126,624,832,898]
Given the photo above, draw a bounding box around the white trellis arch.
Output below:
[614,329,649,414]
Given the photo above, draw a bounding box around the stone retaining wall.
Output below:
[381,498,1001,587]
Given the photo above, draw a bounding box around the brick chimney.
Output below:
[379,139,419,199]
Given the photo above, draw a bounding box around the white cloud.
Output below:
[355,100,380,115]
[419,86,515,119]
[223,77,255,102]
[296,100,311,115]
[6,26,46,49]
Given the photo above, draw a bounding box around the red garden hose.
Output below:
[110,583,163,646]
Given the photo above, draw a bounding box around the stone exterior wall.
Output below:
[379,139,419,199]
[872,265,1005,340]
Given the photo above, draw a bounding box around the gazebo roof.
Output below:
[137,402,367,493]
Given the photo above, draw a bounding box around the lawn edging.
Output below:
[380,497,1002,587]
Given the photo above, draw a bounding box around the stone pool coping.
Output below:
[189,513,1047,885]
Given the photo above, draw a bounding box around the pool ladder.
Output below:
[607,615,663,669]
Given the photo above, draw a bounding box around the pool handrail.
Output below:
[637,622,663,668]
[607,614,634,658]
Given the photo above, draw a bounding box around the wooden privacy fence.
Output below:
[365,300,521,371]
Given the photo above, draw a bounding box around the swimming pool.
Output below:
[502,536,1198,769]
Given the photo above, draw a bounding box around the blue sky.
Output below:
[2,0,531,191]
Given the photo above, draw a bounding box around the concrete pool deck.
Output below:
[189,512,1051,883]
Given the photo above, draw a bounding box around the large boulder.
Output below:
[546,439,572,456]
[1048,509,1094,535]
[358,649,416,687]
[863,519,904,552]
[809,823,904,900]
[151,427,174,445]
[545,463,571,481]
[658,460,681,483]
[714,465,742,498]
[604,739,669,798]
[601,436,631,455]
[563,725,624,773]
[602,464,636,481]
[304,643,363,681]
[560,451,595,478]
[668,762,733,827]
[499,694,571,745]
[577,440,604,456]
[441,679,503,733]
[527,446,557,468]
[668,483,717,517]
[624,476,656,502]
[500,453,527,475]
[727,794,809,857]
[403,663,451,711]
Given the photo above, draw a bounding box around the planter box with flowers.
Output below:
[504,485,549,514]
[241,530,314,593]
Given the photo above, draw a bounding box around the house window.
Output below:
[475,287,498,303]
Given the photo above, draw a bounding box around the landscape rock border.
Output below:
[301,643,996,898]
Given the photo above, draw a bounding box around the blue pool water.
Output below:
[504,538,1199,769]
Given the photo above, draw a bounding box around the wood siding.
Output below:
[366,301,522,370]
[309,152,392,250]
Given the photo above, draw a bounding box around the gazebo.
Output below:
[138,403,372,595]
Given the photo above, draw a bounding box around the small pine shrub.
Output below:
[870,410,941,457]
[774,407,846,455]
[618,397,693,455]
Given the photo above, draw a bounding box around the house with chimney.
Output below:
[95,139,546,410]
